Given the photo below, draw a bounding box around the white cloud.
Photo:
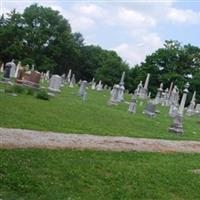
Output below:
[167,8,200,24]
[113,32,163,66]
[73,4,105,18]
[117,8,156,28]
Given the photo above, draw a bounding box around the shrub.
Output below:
[4,86,14,93]
[36,89,49,100]
[13,85,26,94]
[26,87,36,96]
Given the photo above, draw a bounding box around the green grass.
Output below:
[0,82,199,140]
[0,149,200,199]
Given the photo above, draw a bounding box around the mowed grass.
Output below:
[0,82,199,140]
[0,149,200,200]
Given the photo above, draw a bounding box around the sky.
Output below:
[1,0,200,67]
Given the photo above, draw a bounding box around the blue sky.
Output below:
[1,0,200,67]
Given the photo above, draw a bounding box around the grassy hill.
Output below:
[0,82,199,141]
[0,81,200,140]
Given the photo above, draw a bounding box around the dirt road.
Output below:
[1,128,200,153]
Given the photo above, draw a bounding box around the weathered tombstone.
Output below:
[118,71,125,102]
[169,82,190,134]
[0,63,4,73]
[14,62,21,78]
[3,63,12,81]
[67,69,72,84]
[117,85,125,102]
[195,104,200,114]
[108,84,120,105]
[31,64,34,71]
[91,82,96,90]
[186,91,196,116]
[169,85,179,106]
[136,73,150,100]
[134,81,143,96]
[83,91,87,101]
[96,80,103,91]
[45,70,50,80]
[48,75,62,92]
[78,80,87,96]
[169,104,178,118]
[154,83,163,105]
[143,101,156,117]
[9,60,17,78]
[69,74,76,88]
[128,95,137,114]
[3,61,16,81]
[23,71,41,88]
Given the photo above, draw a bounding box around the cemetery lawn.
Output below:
[0,83,199,141]
[1,149,200,199]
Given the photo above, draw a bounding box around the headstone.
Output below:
[195,104,200,114]
[31,64,34,71]
[169,82,190,134]
[67,69,72,84]
[23,71,41,88]
[91,82,96,90]
[9,60,17,78]
[0,63,4,73]
[83,91,87,101]
[3,61,14,81]
[117,85,125,102]
[48,75,62,92]
[45,70,50,80]
[96,80,103,91]
[78,80,87,96]
[186,91,196,116]
[118,71,125,101]
[143,101,156,117]
[108,84,120,105]
[169,104,178,118]
[169,85,179,106]
[69,74,76,88]
[144,73,150,91]
[128,95,137,114]
[154,83,163,104]
[14,61,21,78]
[135,73,150,100]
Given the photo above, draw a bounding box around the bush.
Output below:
[13,85,26,94]
[36,89,50,100]
[26,87,36,96]
[4,86,14,93]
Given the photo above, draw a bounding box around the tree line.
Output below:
[0,4,199,102]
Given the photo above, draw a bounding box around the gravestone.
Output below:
[96,80,103,91]
[169,82,190,134]
[69,74,76,88]
[143,101,156,117]
[128,95,137,114]
[48,75,62,92]
[108,84,120,105]
[23,71,41,88]
[154,83,163,105]
[67,69,72,84]
[169,104,178,118]
[195,104,200,114]
[186,91,196,116]
[78,80,87,96]
[0,63,4,73]
[3,63,12,81]
[9,60,17,78]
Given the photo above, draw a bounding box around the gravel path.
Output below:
[0,128,200,153]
